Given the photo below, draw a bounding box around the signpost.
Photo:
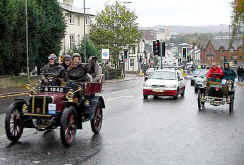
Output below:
[102,49,109,60]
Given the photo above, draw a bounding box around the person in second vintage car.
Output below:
[222,62,236,82]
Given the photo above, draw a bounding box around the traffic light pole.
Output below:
[160,42,163,69]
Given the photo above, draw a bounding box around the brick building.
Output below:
[199,39,242,65]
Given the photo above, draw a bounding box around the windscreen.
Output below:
[150,71,176,80]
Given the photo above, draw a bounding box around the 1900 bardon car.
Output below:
[5,74,105,146]
[197,73,235,113]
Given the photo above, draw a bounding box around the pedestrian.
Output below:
[241,66,244,82]
[237,66,241,81]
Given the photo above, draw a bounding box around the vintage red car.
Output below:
[5,76,105,146]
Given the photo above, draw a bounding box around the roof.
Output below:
[198,38,242,50]
[211,39,242,50]
[59,3,95,16]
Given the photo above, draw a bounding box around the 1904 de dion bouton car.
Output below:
[5,74,105,146]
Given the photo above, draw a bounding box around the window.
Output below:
[130,59,134,67]
[78,16,80,26]
[69,13,74,24]
[85,16,89,25]
[70,34,75,49]
[132,47,136,54]
[77,34,80,44]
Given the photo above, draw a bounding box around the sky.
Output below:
[73,0,233,27]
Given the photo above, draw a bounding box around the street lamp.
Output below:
[83,0,90,63]
[121,1,132,76]
[25,0,30,80]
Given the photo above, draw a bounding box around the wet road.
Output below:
[0,78,244,165]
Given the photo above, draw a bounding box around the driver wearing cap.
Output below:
[40,53,64,86]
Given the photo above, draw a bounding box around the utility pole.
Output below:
[25,0,30,80]
[83,0,86,62]
[160,41,163,69]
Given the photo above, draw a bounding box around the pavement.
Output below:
[0,73,139,94]
[103,73,139,84]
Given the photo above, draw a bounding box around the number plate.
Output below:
[152,88,164,92]
[48,104,56,115]
[41,86,65,93]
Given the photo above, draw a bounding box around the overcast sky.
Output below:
[73,0,233,27]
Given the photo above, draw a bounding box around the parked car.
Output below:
[143,68,185,99]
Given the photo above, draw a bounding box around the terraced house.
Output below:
[199,38,243,65]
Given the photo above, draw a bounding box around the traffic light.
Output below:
[162,42,165,57]
[156,40,160,56]
[182,47,187,58]
[124,50,128,59]
[153,41,157,55]
[153,40,160,56]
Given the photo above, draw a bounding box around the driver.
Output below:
[206,62,223,97]
[40,53,64,86]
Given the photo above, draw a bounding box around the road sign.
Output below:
[102,49,109,60]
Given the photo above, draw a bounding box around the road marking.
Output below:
[32,161,41,164]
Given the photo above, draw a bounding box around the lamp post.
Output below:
[25,0,30,80]
[121,1,132,77]
[83,0,86,62]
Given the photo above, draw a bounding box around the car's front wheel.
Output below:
[60,106,77,146]
[5,108,24,143]
[173,89,179,100]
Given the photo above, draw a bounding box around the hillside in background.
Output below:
[168,25,229,34]
[141,24,230,34]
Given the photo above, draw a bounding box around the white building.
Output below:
[124,40,146,72]
[58,0,94,55]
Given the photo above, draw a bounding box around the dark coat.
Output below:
[67,64,88,81]
[223,68,236,81]
[41,63,64,78]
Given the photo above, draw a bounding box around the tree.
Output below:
[34,0,66,73]
[0,0,65,75]
[89,1,141,68]
[72,39,100,63]
[231,0,244,60]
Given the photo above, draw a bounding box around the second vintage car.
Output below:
[143,68,185,99]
